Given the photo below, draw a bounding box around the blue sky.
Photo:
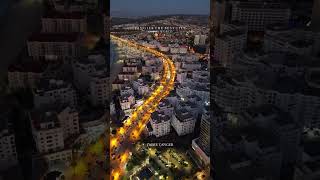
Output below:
[111,0,210,17]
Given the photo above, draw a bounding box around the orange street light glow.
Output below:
[111,138,118,147]
[119,127,125,135]
[120,153,129,163]
[110,35,176,179]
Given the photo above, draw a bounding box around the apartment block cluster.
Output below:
[111,22,210,170]
[212,0,320,179]
[112,29,209,141]
[5,0,108,168]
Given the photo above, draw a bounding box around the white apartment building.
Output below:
[120,94,135,111]
[176,100,201,119]
[194,35,207,45]
[112,79,127,91]
[157,99,174,117]
[150,112,171,137]
[122,65,138,73]
[30,108,77,163]
[27,33,81,60]
[171,108,196,136]
[231,1,291,31]
[176,72,187,84]
[41,11,87,33]
[170,44,180,54]
[33,79,77,108]
[56,106,80,139]
[178,70,210,101]
[89,74,109,106]
[72,54,106,91]
[159,45,170,52]
[7,60,47,90]
[132,79,150,96]
[179,45,188,54]
[214,22,247,66]
[118,72,137,81]
[30,111,64,154]
[120,86,135,96]
[0,120,17,170]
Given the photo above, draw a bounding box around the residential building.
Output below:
[150,111,171,137]
[27,33,81,60]
[8,60,47,90]
[231,1,291,31]
[89,74,109,106]
[30,111,64,154]
[214,21,247,66]
[33,79,77,108]
[0,117,17,170]
[171,108,196,136]
[192,108,210,165]
[194,35,207,45]
[41,11,87,33]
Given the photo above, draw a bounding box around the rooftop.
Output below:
[151,111,170,124]
[175,108,194,122]
[30,110,59,130]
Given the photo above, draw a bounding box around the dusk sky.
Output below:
[111,0,210,17]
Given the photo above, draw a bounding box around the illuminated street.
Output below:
[110,34,176,179]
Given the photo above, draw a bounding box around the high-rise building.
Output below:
[192,108,210,165]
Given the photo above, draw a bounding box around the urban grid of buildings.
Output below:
[0,0,320,179]
[212,0,320,180]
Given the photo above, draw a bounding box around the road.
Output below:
[110,35,176,180]
[63,34,176,180]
